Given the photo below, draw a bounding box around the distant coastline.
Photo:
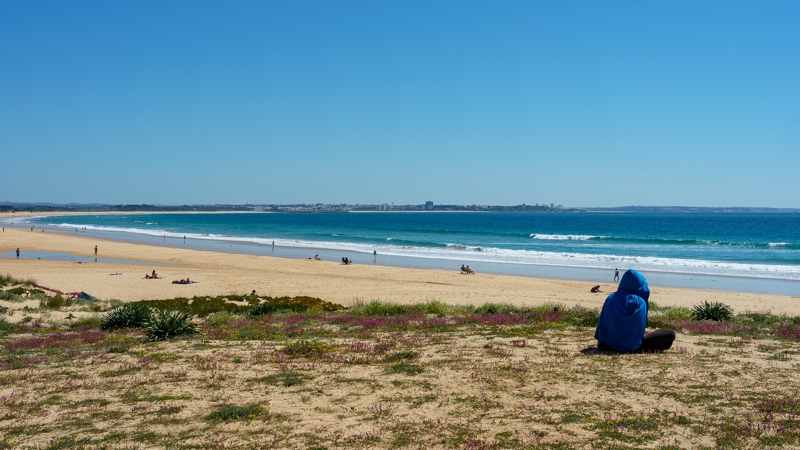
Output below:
[1,202,798,214]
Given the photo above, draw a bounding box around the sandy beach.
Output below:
[1,226,797,314]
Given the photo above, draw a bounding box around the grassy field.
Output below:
[2,280,800,449]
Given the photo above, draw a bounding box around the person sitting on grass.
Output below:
[595,269,675,353]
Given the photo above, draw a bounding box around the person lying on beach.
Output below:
[145,270,162,279]
[595,269,675,353]
[172,278,195,284]
[591,285,602,293]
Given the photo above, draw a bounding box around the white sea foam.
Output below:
[36,221,800,281]
[769,242,789,247]
[530,234,598,241]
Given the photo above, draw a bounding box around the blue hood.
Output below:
[618,269,650,302]
[594,269,649,353]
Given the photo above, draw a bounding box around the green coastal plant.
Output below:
[0,274,37,287]
[205,404,264,422]
[101,304,152,330]
[39,294,73,310]
[145,310,198,341]
[692,301,734,322]
[662,307,693,320]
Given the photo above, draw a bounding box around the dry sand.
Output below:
[1,227,798,314]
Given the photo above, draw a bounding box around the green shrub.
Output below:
[205,311,240,326]
[528,302,567,313]
[247,302,281,318]
[349,299,408,316]
[281,340,334,357]
[0,317,22,337]
[0,290,23,302]
[475,303,521,314]
[385,351,418,362]
[101,304,152,331]
[387,363,424,375]
[205,404,264,422]
[40,294,73,310]
[662,307,693,320]
[692,301,734,322]
[132,294,342,318]
[0,274,37,287]
[145,310,198,341]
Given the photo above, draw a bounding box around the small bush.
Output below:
[145,310,198,341]
[0,274,37,287]
[662,307,693,320]
[528,302,567,313]
[133,294,342,318]
[692,301,734,322]
[282,340,334,357]
[349,299,410,316]
[385,351,418,362]
[387,363,424,375]
[40,294,73,310]
[247,302,281,318]
[418,299,449,315]
[774,325,800,341]
[205,404,264,422]
[262,371,313,387]
[205,311,239,326]
[101,304,152,331]
[475,303,521,315]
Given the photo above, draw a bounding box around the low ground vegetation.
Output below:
[1,285,800,448]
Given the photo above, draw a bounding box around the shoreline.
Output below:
[4,213,800,296]
[1,227,799,314]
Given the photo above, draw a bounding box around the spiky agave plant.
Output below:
[691,301,734,322]
[145,309,198,341]
[101,304,152,330]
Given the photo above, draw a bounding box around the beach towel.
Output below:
[594,269,650,353]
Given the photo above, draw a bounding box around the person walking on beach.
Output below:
[614,268,620,282]
[16,248,20,259]
[94,245,98,257]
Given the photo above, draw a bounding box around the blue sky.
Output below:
[1,1,798,207]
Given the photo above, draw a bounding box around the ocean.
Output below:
[6,212,800,294]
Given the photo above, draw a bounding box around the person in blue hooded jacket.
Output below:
[595,269,675,353]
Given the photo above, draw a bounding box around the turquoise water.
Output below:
[11,212,800,281]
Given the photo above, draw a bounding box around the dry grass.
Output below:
[1,295,800,449]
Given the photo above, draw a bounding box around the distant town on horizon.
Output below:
[1,202,798,214]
